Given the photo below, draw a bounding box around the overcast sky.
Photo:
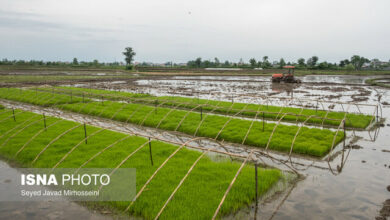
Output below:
[0,0,389,63]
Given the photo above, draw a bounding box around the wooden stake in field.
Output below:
[83,123,87,144]
[149,137,153,166]
[155,99,158,114]
[376,105,379,122]
[101,95,104,105]
[255,163,258,206]
[200,106,203,120]
[43,113,46,130]
[343,120,346,148]
[12,108,15,122]
[262,112,265,132]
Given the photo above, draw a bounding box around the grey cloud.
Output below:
[0,10,119,34]
[0,0,389,63]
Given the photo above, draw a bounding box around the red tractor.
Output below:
[271,66,301,83]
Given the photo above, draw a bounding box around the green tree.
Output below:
[186,60,196,68]
[339,59,350,67]
[249,58,257,68]
[297,58,305,66]
[214,57,220,67]
[279,58,286,68]
[195,57,202,68]
[307,56,318,68]
[345,64,354,71]
[72,58,78,65]
[318,62,329,69]
[203,60,211,68]
[262,56,271,68]
[123,47,136,67]
[350,55,369,70]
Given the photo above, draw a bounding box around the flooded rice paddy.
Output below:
[1,74,390,219]
[68,75,390,219]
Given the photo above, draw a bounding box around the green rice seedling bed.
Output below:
[0,88,344,157]
[153,96,373,129]
[0,108,281,219]
[37,86,151,100]
[58,101,344,157]
[0,88,88,106]
[37,86,373,128]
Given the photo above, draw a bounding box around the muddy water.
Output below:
[171,75,378,84]
[251,113,390,220]
[71,75,382,114]
[68,75,390,219]
[277,130,389,219]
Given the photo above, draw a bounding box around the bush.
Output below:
[125,65,134,70]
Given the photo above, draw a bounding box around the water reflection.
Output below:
[270,83,302,99]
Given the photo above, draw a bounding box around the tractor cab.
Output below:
[271,66,301,83]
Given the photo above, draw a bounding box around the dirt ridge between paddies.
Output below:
[35,86,373,129]
[0,88,344,157]
[0,107,281,219]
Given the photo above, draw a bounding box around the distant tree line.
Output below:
[185,55,389,71]
[0,47,135,70]
[0,58,123,68]
[1,51,389,71]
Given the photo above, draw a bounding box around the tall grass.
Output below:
[0,108,281,219]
